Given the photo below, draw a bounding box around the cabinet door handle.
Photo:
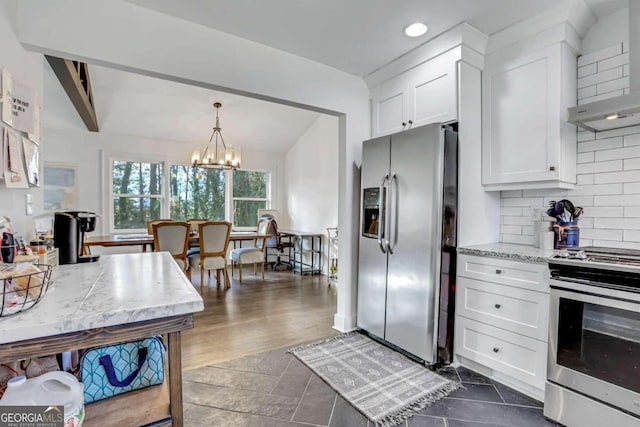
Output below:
[493,347,500,353]
[549,166,556,171]
[408,120,413,128]
[401,122,407,128]
[495,269,502,274]
[494,304,502,309]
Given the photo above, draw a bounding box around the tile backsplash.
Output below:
[500,42,640,250]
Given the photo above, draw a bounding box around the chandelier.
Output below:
[191,102,241,169]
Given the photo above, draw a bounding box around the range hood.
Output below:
[568,0,640,132]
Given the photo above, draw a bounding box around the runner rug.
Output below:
[289,332,459,427]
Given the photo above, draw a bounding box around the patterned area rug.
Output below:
[289,332,459,427]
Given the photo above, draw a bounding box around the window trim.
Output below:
[105,152,167,234]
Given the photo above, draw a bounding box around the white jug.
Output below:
[0,371,84,427]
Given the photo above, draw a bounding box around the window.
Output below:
[169,166,226,221]
[112,160,163,230]
[232,170,270,227]
[108,157,271,231]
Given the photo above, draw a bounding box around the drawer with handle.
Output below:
[454,316,547,390]
[456,277,549,341]
[457,254,549,293]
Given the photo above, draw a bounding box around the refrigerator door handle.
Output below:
[387,173,399,254]
[377,174,389,254]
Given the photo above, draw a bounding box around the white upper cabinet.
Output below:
[371,49,458,138]
[371,78,407,136]
[482,43,577,190]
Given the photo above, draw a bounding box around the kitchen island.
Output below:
[0,252,204,427]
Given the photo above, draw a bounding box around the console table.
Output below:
[280,230,323,275]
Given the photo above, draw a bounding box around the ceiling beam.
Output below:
[45,55,99,132]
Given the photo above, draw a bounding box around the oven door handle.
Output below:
[550,278,640,304]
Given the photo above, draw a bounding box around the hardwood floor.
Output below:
[181,267,338,371]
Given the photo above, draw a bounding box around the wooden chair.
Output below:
[186,218,209,235]
[147,218,172,235]
[229,218,270,283]
[188,221,231,290]
[152,221,190,272]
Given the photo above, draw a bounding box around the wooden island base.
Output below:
[0,314,193,427]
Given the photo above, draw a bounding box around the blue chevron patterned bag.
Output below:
[80,336,165,403]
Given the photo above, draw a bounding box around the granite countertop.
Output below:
[0,252,204,344]
[458,243,557,263]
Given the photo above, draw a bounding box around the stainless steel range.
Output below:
[546,247,640,427]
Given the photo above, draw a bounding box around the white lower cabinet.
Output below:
[457,277,549,341]
[455,317,547,391]
[455,254,549,400]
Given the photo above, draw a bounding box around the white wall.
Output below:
[16,0,370,331]
[0,0,44,236]
[284,115,338,231]
[582,8,628,54]
[284,115,338,272]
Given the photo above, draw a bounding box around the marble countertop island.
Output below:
[458,242,557,263]
[0,252,204,344]
[0,252,204,426]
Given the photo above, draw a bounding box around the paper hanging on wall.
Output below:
[0,128,5,180]
[22,138,39,187]
[27,106,40,144]
[4,129,28,188]
[1,69,37,134]
[1,70,12,127]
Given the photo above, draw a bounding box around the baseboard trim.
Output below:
[454,355,545,402]
[333,314,356,333]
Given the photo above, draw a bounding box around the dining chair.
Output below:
[185,218,209,255]
[186,218,209,235]
[188,221,231,290]
[229,218,270,283]
[147,218,172,235]
[152,221,190,272]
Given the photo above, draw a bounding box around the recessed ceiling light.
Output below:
[605,112,620,120]
[404,23,428,38]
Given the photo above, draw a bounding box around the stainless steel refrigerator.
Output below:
[357,123,457,365]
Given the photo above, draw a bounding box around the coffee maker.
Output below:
[54,211,100,264]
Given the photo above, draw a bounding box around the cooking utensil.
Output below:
[559,199,576,221]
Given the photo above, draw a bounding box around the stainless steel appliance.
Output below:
[54,211,100,265]
[357,123,457,365]
[568,0,640,132]
[546,247,640,426]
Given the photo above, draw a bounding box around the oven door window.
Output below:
[557,297,640,393]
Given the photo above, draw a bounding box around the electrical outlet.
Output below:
[25,194,33,216]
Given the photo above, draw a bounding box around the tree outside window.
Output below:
[170,166,226,221]
[233,170,269,227]
[112,160,163,230]
[110,160,270,231]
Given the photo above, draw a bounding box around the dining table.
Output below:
[84,231,271,253]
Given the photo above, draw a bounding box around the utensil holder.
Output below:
[553,222,579,249]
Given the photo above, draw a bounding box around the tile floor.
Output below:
[183,345,557,427]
